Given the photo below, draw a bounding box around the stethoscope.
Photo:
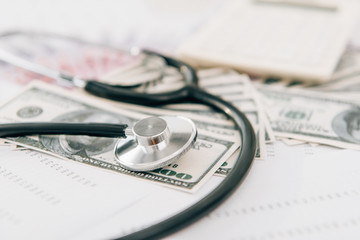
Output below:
[0,33,256,239]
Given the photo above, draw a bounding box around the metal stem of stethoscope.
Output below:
[0,48,138,88]
[0,48,87,87]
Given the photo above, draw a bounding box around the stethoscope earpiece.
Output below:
[114,116,197,171]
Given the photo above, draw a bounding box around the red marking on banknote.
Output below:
[0,48,140,86]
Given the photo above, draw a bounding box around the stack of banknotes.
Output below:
[254,45,360,150]
[0,36,359,192]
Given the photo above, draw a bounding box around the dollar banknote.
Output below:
[0,82,239,192]
[251,45,360,146]
[85,67,274,176]
[260,88,360,150]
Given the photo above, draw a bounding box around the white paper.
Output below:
[0,146,155,239]
[167,141,360,239]
[0,144,226,240]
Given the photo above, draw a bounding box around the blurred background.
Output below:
[0,0,226,53]
[0,0,359,71]
[1,1,360,239]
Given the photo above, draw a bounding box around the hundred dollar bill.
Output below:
[260,88,360,150]
[74,67,259,175]
[87,67,266,160]
[0,82,239,192]
[77,97,245,177]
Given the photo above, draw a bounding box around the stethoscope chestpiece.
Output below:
[114,116,197,171]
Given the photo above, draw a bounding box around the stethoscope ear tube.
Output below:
[83,51,199,106]
[119,86,256,240]
[84,80,192,105]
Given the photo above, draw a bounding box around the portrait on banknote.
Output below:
[332,108,360,144]
[39,109,132,158]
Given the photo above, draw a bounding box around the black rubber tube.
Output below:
[85,81,191,105]
[0,122,128,138]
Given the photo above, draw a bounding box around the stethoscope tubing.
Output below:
[0,31,257,240]
[115,53,257,239]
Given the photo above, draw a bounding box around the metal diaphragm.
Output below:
[114,116,197,171]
